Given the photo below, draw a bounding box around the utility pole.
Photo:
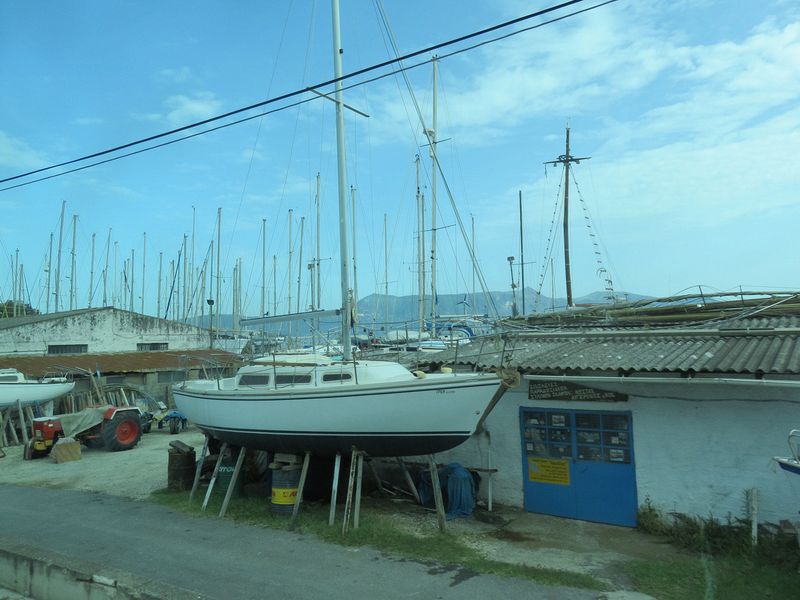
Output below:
[544,127,590,308]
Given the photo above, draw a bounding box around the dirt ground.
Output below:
[0,426,682,599]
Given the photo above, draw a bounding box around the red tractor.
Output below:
[28,405,143,458]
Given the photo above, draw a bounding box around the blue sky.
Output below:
[1,0,798,320]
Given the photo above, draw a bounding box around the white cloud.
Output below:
[164,92,223,126]
[0,131,47,171]
[157,67,193,84]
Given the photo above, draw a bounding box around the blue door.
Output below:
[520,408,638,527]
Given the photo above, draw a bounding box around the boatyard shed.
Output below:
[0,307,210,355]
[426,293,800,528]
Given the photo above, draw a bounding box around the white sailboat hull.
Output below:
[174,373,501,456]
[0,381,75,408]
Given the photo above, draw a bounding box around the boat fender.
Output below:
[413,370,426,379]
[440,367,452,374]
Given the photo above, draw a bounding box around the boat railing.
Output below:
[788,429,800,461]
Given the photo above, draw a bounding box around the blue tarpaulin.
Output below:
[417,463,476,519]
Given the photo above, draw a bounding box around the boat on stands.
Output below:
[774,429,800,475]
[0,368,75,408]
[174,353,504,456]
[173,1,509,456]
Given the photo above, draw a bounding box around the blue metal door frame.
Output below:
[520,407,638,527]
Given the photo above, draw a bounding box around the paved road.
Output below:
[0,485,596,600]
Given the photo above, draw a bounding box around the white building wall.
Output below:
[437,381,800,525]
[0,308,208,355]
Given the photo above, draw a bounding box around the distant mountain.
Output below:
[191,288,651,337]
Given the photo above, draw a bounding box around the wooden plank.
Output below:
[17,400,29,446]
[354,452,364,530]
[341,447,358,535]
[189,436,210,502]
[428,455,446,533]
[6,407,20,446]
[202,442,228,511]
[328,452,341,526]
[219,446,246,518]
[290,451,312,528]
[0,408,7,447]
[396,457,421,504]
[366,459,388,497]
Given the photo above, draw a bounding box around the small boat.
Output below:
[0,368,75,409]
[174,354,504,456]
[774,429,800,475]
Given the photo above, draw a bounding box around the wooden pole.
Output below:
[342,447,358,535]
[428,455,446,532]
[16,400,29,446]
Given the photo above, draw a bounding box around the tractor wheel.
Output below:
[169,417,180,435]
[101,412,142,452]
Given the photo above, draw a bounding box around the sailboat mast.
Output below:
[55,200,65,312]
[215,207,221,340]
[88,233,95,308]
[429,56,438,336]
[315,173,321,309]
[69,214,77,311]
[157,252,163,318]
[261,218,267,316]
[416,155,424,336]
[519,191,526,315]
[563,129,573,308]
[544,127,590,309]
[103,229,111,307]
[142,232,147,315]
[331,0,352,360]
[351,186,358,317]
[384,212,388,327]
[297,215,305,313]
[46,233,53,313]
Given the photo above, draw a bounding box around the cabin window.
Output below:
[0,375,19,382]
[275,374,312,385]
[138,342,168,352]
[47,344,88,355]
[322,373,352,383]
[239,374,271,386]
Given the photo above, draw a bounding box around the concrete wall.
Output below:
[0,308,208,355]
[437,381,800,525]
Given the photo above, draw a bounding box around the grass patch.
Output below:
[625,555,799,600]
[150,488,609,592]
[631,499,800,598]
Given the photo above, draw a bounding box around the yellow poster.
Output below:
[528,457,570,485]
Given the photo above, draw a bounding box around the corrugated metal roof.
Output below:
[0,349,242,377]
[418,330,800,375]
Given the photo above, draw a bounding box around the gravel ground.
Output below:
[0,426,206,499]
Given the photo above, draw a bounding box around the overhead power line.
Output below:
[1,0,618,191]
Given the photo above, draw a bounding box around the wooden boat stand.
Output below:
[185,436,450,533]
